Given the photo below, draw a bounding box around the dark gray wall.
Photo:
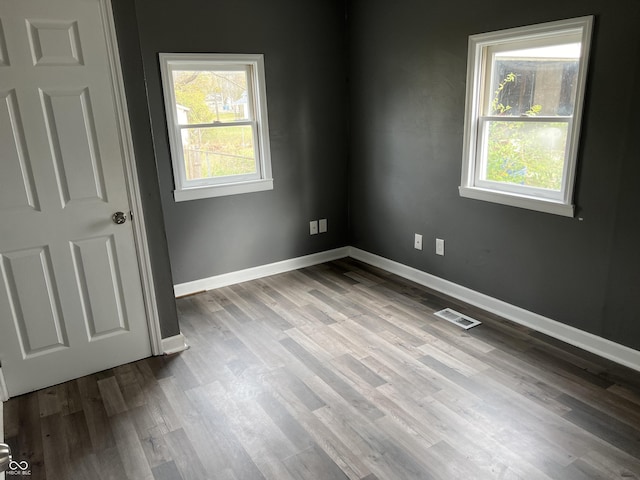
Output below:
[602,29,640,347]
[132,0,349,285]
[348,0,640,349]
[111,0,640,350]
[111,0,180,337]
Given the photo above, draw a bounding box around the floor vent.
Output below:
[434,308,482,330]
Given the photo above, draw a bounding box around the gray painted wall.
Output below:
[348,0,640,350]
[110,0,640,350]
[111,0,179,337]
[131,0,350,286]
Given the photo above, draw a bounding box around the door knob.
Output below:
[112,212,127,225]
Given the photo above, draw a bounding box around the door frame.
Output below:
[99,0,163,356]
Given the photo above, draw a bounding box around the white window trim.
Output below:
[460,16,594,217]
[159,53,273,201]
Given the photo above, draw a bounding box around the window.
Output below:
[159,53,273,201]
[460,17,593,216]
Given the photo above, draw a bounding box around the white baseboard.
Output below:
[349,247,640,373]
[161,333,189,355]
[173,247,350,297]
[170,245,640,372]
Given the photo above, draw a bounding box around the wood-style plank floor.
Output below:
[4,258,640,479]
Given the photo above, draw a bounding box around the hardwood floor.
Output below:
[3,258,640,479]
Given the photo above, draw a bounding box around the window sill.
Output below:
[174,178,273,202]
[459,186,574,217]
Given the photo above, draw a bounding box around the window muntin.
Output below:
[160,54,273,201]
[460,17,593,216]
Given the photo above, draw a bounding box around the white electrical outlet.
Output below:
[310,220,318,235]
[436,238,445,256]
[414,233,423,250]
[319,218,327,233]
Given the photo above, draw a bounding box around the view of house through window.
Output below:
[173,69,257,180]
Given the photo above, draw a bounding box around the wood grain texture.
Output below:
[3,258,640,479]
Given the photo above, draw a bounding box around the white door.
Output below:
[0,0,151,397]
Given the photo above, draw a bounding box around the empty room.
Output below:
[1,0,640,478]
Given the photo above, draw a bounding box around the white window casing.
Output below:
[159,53,273,201]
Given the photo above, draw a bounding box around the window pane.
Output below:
[172,70,250,124]
[182,126,256,180]
[481,120,568,191]
[488,43,580,116]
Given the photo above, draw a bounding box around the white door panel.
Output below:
[0,89,39,212]
[40,88,107,205]
[70,234,130,339]
[0,246,67,357]
[0,0,151,397]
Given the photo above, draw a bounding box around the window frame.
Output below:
[159,53,273,201]
[459,16,594,217]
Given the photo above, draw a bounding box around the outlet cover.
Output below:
[436,238,445,256]
[310,220,318,235]
[414,233,423,250]
[319,218,327,233]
